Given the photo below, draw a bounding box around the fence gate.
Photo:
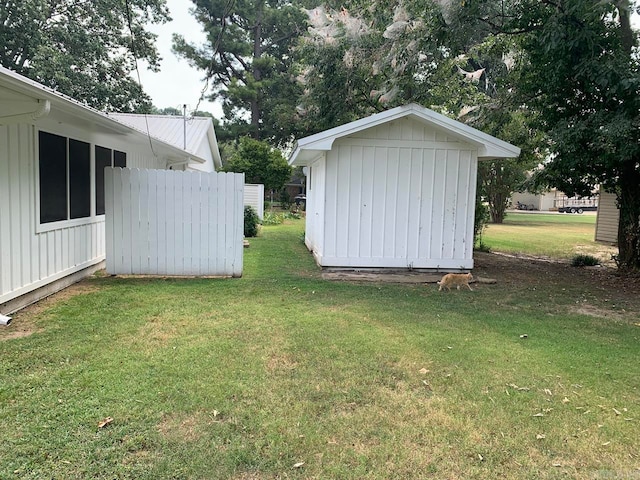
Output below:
[105,168,244,277]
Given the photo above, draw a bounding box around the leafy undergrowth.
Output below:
[1,220,638,479]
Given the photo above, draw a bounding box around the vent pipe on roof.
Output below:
[183,104,187,151]
[0,99,50,125]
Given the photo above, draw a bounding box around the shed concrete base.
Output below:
[321,269,497,284]
[0,261,105,315]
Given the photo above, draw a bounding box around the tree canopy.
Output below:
[221,136,292,192]
[172,0,307,144]
[0,0,170,112]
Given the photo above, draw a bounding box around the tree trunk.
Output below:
[250,0,263,139]
[616,159,640,271]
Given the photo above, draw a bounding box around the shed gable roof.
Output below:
[289,103,521,165]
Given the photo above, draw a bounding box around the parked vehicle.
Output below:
[294,194,306,206]
[516,201,536,211]
[557,205,597,214]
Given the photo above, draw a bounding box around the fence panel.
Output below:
[105,168,244,277]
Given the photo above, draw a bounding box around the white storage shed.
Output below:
[289,103,520,271]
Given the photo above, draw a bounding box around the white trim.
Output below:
[0,256,104,305]
[289,103,520,166]
[36,216,105,234]
[318,256,474,269]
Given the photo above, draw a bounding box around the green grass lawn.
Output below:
[481,212,617,261]
[1,219,638,479]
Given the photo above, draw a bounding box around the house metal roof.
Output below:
[289,103,521,166]
[108,113,222,170]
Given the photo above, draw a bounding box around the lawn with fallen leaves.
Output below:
[1,219,638,479]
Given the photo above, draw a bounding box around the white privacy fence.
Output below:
[105,168,244,277]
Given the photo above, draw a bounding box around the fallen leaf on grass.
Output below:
[533,413,545,417]
[602,441,611,446]
[293,462,305,469]
[97,417,113,429]
[613,408,622,416]
[419,368,430,374]
[552,463,562,467]
[562,397,570,404]
[544,389,553,396]
[536,434,546,440]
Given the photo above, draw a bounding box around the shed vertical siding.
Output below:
[595,191,619,244]
[304,155,326,262]
[0,121,170,308]
[318,118,477,269]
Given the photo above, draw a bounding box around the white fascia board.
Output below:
[290,103,521,163]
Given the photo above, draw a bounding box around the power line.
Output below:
[191,0,237,118]
[124,0,158,158]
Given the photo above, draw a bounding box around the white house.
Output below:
[107,113,222,173]
[289,103,521,271]
[0,66,210,314]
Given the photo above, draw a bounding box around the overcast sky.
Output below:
[137,0,223,118]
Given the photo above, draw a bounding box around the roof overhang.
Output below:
[0,66,205,165]
[289,103,521,166]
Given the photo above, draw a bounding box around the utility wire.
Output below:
[124,0,158,158]
[191,0,237,118]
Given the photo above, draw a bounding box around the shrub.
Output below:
[244,206,260,237]
[262,212,284,226]
[571,254,600,267]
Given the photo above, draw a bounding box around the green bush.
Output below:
[262,211,284,226]
[571,254,600,267]
[244,205,260,237]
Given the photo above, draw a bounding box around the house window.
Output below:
[39,131,90,224]
[95,145,127,215]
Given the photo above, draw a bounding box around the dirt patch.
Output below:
[157,410,221,442]
[0,281,99,342]
[473,251,640,316]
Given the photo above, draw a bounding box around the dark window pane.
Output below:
[95,146,112,215]
[39,131,67,223]
[69,139,91,219]
[114,150,126,168]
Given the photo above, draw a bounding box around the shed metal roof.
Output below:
[289,103,521,165]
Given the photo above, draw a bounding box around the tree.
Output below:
[0,0,170,112]
[173,0,307,144]
[297,2,538,224]
[509,0,640,269]
[222,137,291,193]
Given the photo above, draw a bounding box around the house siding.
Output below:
[0,120,166,308]
[595,191,619,244]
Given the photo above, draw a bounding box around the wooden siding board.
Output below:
[430,150,447,260]
[0,126,10,295]
[383,148,399,258]
[407,148,423,261]
[347,146,362,258]
[359,146,375,258]
[395,147,411,260]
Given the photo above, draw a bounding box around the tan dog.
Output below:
[438,273,473,291]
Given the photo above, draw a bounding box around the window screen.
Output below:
[95,146,112,216]
[114,150,126,168]
[39,131,68,223]
[69,139,91,219]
